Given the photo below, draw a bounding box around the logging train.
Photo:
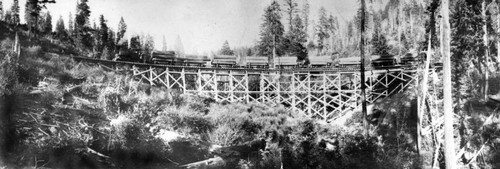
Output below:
[115,47,424,69]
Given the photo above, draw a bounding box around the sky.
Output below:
[2,0,364,54]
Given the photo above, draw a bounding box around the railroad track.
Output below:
[71,56,417,73]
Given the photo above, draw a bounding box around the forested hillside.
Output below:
[0,0,500,169]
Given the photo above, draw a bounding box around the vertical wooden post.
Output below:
[181,68,186,93]
[149,67,154,86]
[245,71,250,103]
[229,70,234,102]
[214,69,218,101]
[166,67,170,88]
[322,72,327,117]
[276,72,281,104]
[260,72,265,102]
[197,69,202,95]
[307,72,312,116]
[292,72,296,113]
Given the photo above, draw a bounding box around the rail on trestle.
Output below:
[131,65,417,121]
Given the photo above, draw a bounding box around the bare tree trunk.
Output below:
[498,13,500,63]
[418,34,433,167]
[483,0,490,100]
[360,0,368,137]
[441,0,455,168]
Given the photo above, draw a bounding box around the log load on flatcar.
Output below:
[371,54,398,67]
[309,55,334,67]
[244,56,268,68]
[150,51,177,64]
[212,55,238,67]
[274,56,302,68]
[182,55,211,67]
[400,52,421,66]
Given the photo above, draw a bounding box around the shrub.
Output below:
[24,45,43,58]
[0,38,14,51]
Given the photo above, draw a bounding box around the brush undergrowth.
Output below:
[0,37,427,169]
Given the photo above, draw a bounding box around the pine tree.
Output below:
[301,0,310,39]
[10,0,19,25]
[283,0,298,31]
[315,7,330,55]
[98,15,109,53]
[371,27,389,55]
[258,0,285,63]
[4,10,12,24]
[175,35,184,56]
[0,1,3,21]
[162,35,167,52]
[117,17,127,45]
[55,15,67,39]
[68,12,74,37]
[37,12,46,33]
[75,0,92,50]
[284,14,307,60]
[25,0,55,35]
[220,40,234,55]
[107,28,116,54]
[42,11,52,34]
[246,48,253,56]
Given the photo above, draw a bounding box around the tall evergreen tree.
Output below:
[451,0,484,107]
[371,27,389,55]
[284,0,298,31]
[4,10,12,24]
[107,28,116,55]
[37,11,46,33]
[301,0,310,39]
[162,35,167,52]
[98,15,109,53]
[68,12,74,37]
[117,17,127,45]
[174,35,184,56]
[258,0,285,63]
[10,0,19,25]
[55,15,66,38]
[290,14,307,44]
[315,7,331,54]
[75,0,92,49]
[283,14,307,60]
[0,1,3,21]
[40,11,52,34]
[25,0,55,35]
[220,40,234,55]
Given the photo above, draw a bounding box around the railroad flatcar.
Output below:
[274,56,302,68]
[244,56,269,68]
[150,51,177,64]
[335,55,400,68]
[182,55,211,67]
[309,55,335,67]
[212,55,238,67]
[371,54,398,67]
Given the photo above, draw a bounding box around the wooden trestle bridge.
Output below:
[75,57,418,121]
